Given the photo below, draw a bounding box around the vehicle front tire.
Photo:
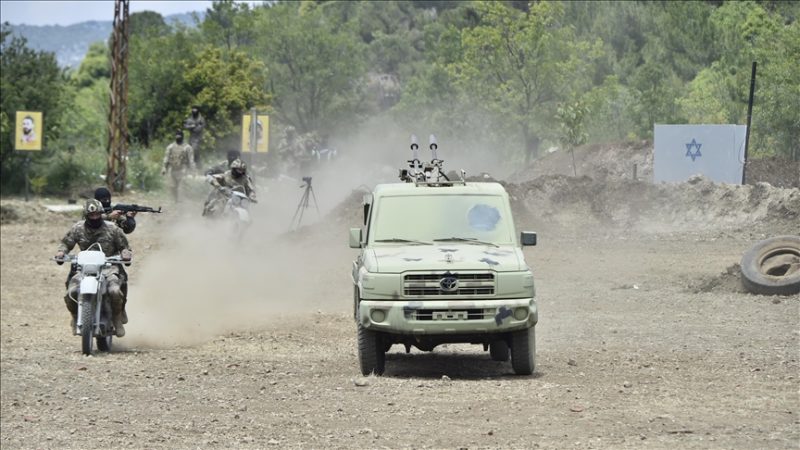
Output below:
[489,339,509,362]
[511,327,535,375]
[357,323,385,375]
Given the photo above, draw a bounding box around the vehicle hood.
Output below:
[366,244,526,273]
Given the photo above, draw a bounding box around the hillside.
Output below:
[3,12,202,68]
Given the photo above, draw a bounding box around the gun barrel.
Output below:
[429,134,439,160]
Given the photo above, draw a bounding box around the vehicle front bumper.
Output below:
[358,298,537,335]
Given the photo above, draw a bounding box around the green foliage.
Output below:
[557,101,589,150]
[127,145,164,191]
[4,0,799,197]
[182,46,269,157]
[71,42,110,88]
[127,26,197,146]
[252,2,366,135]
[0,28,68,193]
[453,1,601,160]
[200,0,256,50]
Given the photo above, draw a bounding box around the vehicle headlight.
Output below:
[370,309,386,323]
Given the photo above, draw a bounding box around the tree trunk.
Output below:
[524,131,540,164]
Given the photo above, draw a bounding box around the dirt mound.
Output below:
[507,174,800,235]
[509,141,799,189]
[688,264,746,294]
[0,199,80,225]
[507,140,653,183]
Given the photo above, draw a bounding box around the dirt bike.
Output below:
[55,243,129,355]
[216,186,255,241]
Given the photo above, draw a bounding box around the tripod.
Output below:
[290,176,319,231]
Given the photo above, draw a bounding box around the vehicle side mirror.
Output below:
[520,231,537,246]
[349,228,363,248]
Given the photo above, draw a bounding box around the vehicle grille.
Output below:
[408,308,496,321]
[403,272,495,297]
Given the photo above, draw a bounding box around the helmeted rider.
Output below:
[205,150,242,176]
[202,158,257,217]
[55,199,132,337]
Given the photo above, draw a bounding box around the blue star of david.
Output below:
[685,138,702,162]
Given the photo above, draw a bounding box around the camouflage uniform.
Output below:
[162,138,196,202]
[184,110,205,157]
[58,202,131,333]
[102,211,136,234]
[202,160,257,217]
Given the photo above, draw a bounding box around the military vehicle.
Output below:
[349,136,538,375]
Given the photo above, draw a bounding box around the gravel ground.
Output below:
[2,185,798,450]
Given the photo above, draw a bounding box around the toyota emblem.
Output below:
[439,276,458,292]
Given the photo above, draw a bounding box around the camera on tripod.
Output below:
[291,175,319,231]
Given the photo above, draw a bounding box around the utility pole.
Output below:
[106,0,130,193]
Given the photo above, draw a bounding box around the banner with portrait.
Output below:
[15,111,43,151]
[241,114,269,153]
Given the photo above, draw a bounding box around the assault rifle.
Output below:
[104,203,162,214]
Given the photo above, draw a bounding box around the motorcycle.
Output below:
[213,185,254,241]
[55,243,128,355]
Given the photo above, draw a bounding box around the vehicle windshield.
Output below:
[370,194,514,245]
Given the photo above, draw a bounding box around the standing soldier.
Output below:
[161,130,196,203]
[184,105,205,162]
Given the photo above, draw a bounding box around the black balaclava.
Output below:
[94,187,112,209]
[191,107,199,118]
[86,216,103,229]
[232,168,245,179]
[176,131,184,144]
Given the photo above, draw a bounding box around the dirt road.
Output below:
[1,183,798,449]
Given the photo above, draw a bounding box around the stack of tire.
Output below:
[740,235,800,296]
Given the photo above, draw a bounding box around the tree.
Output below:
[252,2,366,135]
[556,101,589,176]
[182,46,269,157]
[201,0,256,51]
[453,1,600,161]
[0,27,67,193]
[127,27,197,146]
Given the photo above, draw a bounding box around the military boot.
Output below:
[113,314,125,337]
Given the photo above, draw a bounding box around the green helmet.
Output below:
[230,159,247,170]
[84,198,104,217]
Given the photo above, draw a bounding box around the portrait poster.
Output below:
[241,114,269,153]
[15,111,43,151]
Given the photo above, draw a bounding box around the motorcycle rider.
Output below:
[55,199,132,337]
[202,159,257,217]
[205,149,241,176]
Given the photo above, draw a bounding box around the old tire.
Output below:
[357,323,385,375]
[511,327,535,375]
[740,235,800,296]
[80,297,93,356]
[489,340,509,362]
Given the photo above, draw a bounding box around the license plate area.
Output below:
[432,310,467,321]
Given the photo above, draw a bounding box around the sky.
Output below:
[0,0,262,26]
